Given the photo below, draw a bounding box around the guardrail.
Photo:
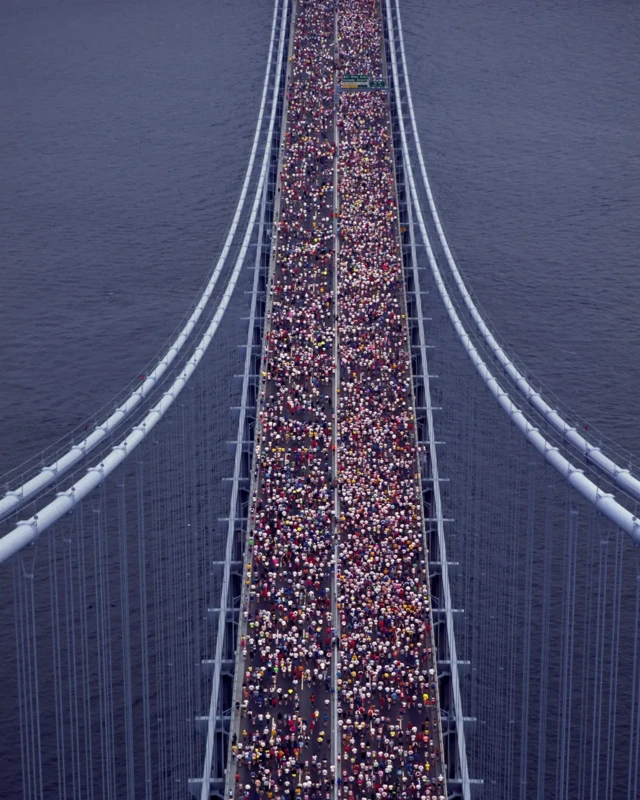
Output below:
[198,1,290,797]
[383,2,472,797]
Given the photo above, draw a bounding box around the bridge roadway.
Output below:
[334,1,445,798]
[229,0,337,797]
[228,1,445,799]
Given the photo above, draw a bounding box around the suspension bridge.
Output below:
[1,1,639,799]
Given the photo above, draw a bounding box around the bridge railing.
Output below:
[386,2,640,796]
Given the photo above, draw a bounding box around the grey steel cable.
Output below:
[0,0,283,523]
[0,0,287,566]
[197,0,289,794]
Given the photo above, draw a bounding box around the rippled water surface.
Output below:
[2,0,639,475]
[0,0,274,476]
[401,0,640,451]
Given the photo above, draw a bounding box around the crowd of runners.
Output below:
[335,2,445,798]
[338,0,444,800]
[229,0,444,798]
[230,1,337,798]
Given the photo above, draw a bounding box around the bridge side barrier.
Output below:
[199,171,274,800]
[0,0,289,567]
[0,0,284,524]
[201,3,293,798]
[386,0,640,546]
[384,1,471,796]
[221,61,290,793]
[391,0,640,507]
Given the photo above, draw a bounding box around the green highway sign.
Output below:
[341,74,387,91]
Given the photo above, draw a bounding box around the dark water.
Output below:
[2,0,638,475]
[401,0,640,452]
[0,0,274,477]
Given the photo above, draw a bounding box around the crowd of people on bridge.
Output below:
[335,1,445,798]
[230,1,445,799]
[230,1,337,798]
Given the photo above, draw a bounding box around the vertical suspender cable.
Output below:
[629,554,640,800]
[0,0,289,566]
[384,0,640,544]
[385,1,470,793]
[136,449,153,800]
[117,473,135,800]
[199,0,288,795]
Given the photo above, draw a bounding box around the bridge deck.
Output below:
[230,0,337,796]
[335,1,445,798]
[228,1,445,799]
